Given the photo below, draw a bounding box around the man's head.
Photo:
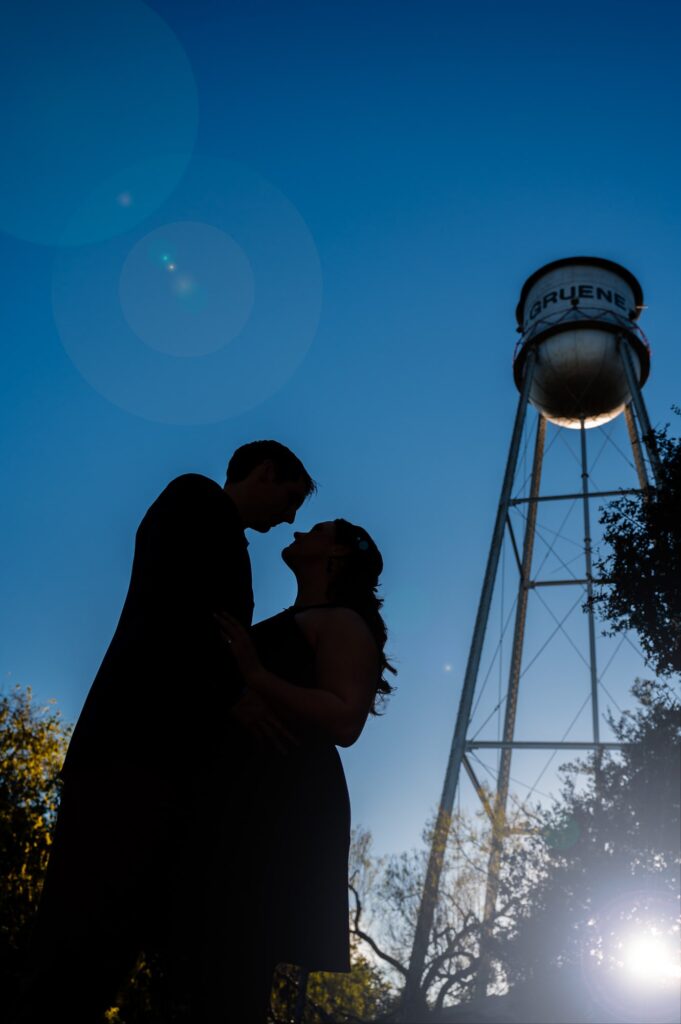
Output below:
[224,440,316,531]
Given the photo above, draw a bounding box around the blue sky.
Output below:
[1,0,680,857]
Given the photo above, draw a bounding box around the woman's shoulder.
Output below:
[293,606,375,649]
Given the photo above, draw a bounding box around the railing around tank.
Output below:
[513,304,651,366]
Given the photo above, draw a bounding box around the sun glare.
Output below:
[624,934,681,983]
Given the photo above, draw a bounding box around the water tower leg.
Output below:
[400,349,537,1020]
[475,412,546,1000]
[624,403,650,492]
[580,421,600,746]
[619,337,662,484]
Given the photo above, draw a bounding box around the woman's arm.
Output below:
[215,609,379,747]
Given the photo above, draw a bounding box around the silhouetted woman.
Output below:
[210,517,396,1021]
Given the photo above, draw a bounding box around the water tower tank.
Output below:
[514,257,650,428]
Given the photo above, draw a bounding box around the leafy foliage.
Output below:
[593,416,681,676]
[344,813,545,1018]
[270,955,395,1023]
[305,955,395,1022]
[501,679,681,991]
[0,685,70,997]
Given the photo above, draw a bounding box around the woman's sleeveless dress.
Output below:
[218,607,351,973]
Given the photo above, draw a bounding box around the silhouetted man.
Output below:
[15,441,315,1024]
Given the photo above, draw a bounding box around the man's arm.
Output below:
[216,609,379,747]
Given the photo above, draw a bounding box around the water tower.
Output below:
[402,257,661,1015]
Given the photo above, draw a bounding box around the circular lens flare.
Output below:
[52,156,322,424]
[0,0,197,246]
[119,221,255,357]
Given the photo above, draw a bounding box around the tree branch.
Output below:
[349,881,408,978]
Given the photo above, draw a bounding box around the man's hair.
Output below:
[226,440,317,496]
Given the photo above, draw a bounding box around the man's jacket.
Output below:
[60,474,253,786]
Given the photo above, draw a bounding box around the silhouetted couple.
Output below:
[15,440,395,1023]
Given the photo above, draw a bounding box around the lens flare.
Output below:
[0,0,197,245]
[52,157,322,423]
[624,933,681,983]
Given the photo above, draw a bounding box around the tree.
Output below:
[0,684,70,1000]
[270,954,395,1024]
[499,679,681,1022]
[342,813,544,1019]
[303,954,395,1023]
[293,681,679,1023]
[593,415,681,677]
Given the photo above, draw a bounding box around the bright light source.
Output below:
[624,934,681,983]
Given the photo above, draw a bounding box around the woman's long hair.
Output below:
[328,518,397,714]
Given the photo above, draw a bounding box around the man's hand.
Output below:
[214,610,264,684]
[229,688,300,755]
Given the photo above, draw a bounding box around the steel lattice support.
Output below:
[402,279,663,1017]
[580,420,601,746]
[624,403,650,492]
[466,374,662,999]
[399,349,537,1020]
[619,337,662,484]
[474,413,546,998]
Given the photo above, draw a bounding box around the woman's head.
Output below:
[283,519,382,585]
[329,518,384,591]
[283,518,396,712]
